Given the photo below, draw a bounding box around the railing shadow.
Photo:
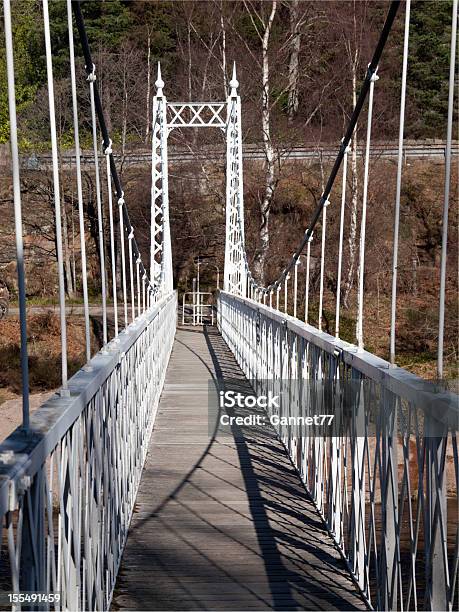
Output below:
[115,326,366,611]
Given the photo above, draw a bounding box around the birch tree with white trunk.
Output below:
[244,0,278,283]
[287,0,302,121]
[341,1,363,309]
[145,27,151,143]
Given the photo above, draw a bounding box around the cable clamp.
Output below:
[87,64,97,82]
[323,198,331,207]
[367,63,379,82]
[340,137,351,155]
[104,139,113,156]
[118,196,125,207]
[136,256,141,265]
[128,229,134,240]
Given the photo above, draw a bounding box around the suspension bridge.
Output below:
[1,0,458,611]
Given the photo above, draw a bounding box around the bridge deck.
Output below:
[113,327,366,611]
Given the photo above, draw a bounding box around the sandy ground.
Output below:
[0,390,55,442]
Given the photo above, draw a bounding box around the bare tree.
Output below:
[145,26,152,143]
[244,0,278,283]
[287,0,302,121]
[340,0,368,309]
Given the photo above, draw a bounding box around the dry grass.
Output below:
[0,312,90,394]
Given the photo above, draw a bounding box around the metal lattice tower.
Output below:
[151,65,173,293]
[224,66,246,296]
[150,63,246,297]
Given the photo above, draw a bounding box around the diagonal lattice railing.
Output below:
[218,291,458,611]
[218,2,458,611]
[1,1,176,609]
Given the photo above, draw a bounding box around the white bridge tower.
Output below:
[150,64,246,297]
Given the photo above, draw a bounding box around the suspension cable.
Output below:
[67,0,91,363]
[136,257,141,317]
[304,232,313,324]
[118,196,129,327]
[356,69,379,349]
[4,0,30,430]
[293,258,299,319]
[88,64,108,346]
[241,1,400,297]
[389,0,410,365]
[128,229,136,322]
[335,143,350,338]
[437,0,458,379]
[105,139,119,337]
[72,0,160,301]
[43,0,69,394]
[318,199,330,330]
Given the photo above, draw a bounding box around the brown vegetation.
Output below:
[0,312,90,393]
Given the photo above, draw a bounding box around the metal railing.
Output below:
[182,291,214,325]
[18,141,459,170]
[0,292,176,611]
[218,291,458,611]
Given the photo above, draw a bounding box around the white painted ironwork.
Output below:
[335,144,349,338]
[150,62,246,297]
[0,293,176,611]
[3,3,458,611]
[182,292,215,326]
[2,5,177,608]
[437,0,458,378]
[150,65,173,293]
[356,68,379,350]
[390,0,411,364]
[88,62,108,346]
[218,290,458,612]
[167,102,226,129]
[223,66,247,296]
[3,0,30,429]
[67,0,91,363]
[43,0,69,393]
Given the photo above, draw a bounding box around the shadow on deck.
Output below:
[112,326,367,611]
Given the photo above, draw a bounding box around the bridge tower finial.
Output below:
[229,62,239,97]
[155,62,164,96]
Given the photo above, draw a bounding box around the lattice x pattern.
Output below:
[218,291,458,612]
[223,68,246,297]
[167,103,226,129]
[150,65,173,292]
[0,293,177,611]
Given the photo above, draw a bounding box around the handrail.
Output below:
[217,290,458,610]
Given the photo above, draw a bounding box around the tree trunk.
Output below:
[287,0,301,121]
[122,56,128,160]
[145,30,151,143]
[187,20,192,101]
[253,1,277,284]
[57,152,74,298]
[220,1,228,96]
[343,57,359,309]
[61,197,74,297]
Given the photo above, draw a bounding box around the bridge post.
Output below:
[150,64,173,293]
[224,64,247,297]
[350,372,367,593]
[379,390,399,611]
[425,419,448,611]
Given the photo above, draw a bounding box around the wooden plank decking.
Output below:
[113,326,367,611]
